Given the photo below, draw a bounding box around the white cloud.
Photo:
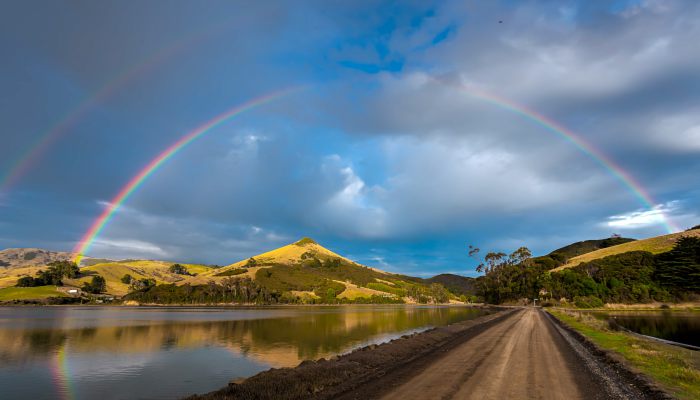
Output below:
[314,155,388,238]
[649,112,700,152]
[605,201,698,231]
[91,239,168,259]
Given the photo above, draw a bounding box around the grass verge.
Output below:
[548,309,700,399]
[0,285,66,301]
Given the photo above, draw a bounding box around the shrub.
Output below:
[82,275,106,294]
[573,295,603,308]
[215,268,247,277]
[121,274,133,284]
[16,276,38,287]
[168,264,191,275]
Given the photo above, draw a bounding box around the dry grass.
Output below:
[335,281,389,300]
[554,229,700,271]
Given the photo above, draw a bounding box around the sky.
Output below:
[1,0,699,277]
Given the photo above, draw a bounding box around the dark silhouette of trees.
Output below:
[168,264,191,275]
[83,275,106,294]
[15,260,80,287]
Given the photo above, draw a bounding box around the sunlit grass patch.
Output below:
[556,229,700,270]
[549,310,700,399]
[0,286,65,301]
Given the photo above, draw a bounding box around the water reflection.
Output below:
[593,311,700,347]
[0,306,488,400]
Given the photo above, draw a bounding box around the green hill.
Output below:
[554,228,700,271]
[424,274,477,296]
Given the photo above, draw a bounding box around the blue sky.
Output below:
[1,0,699,277]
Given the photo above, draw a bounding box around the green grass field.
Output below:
[0,286,66,301]
[548,309,700,399]
[555,229,700,271]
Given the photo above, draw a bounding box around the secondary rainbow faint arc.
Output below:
[433,78,679,234]
[0,21,229,195]
[72,87,301,264]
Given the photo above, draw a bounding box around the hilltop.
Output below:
[136,237,452,304]
[554,228,700,271]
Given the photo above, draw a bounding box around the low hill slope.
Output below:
[64,260,213,296]
[554,228,700,271]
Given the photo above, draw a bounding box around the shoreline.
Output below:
[185,306,513,400]
[0,301,483,308]
[184,306,684,400]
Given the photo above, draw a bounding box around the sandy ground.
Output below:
[378,308,601,400]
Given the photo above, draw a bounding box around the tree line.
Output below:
[471,236,700,307]
[16,260,106,294]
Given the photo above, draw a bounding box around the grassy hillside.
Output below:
[64,260,213,296]
[548,237,635,261]
[0,255,213,298]
[554,229,700,271]
[125,238,451,304]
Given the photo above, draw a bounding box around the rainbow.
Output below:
[0,22,228,195]
[433,78,679,234]
[72,88,301,263]
[51,342,73,400]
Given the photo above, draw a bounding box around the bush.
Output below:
[168,264,191,275]
[573,296,603,308]
[82,275,106,294]
[215,268,247,277]
[121,274,133,284]
[129,278,156,292]
[16,276,38,287]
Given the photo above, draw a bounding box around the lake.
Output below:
[592,310,700,347]
[0,305,489,400]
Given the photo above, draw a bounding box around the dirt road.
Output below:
[192,307,658,400]
[370,308,640,400]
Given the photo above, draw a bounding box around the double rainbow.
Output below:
[0,21,231,195]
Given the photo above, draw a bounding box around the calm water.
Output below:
[0,305,489,400]
[593,311,700,347]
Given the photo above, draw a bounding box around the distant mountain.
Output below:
[0,248,77,269]
[425,274,477,296]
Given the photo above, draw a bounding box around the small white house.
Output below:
[67,289,79,294]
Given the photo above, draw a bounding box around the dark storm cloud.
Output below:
[1,0,698,271]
